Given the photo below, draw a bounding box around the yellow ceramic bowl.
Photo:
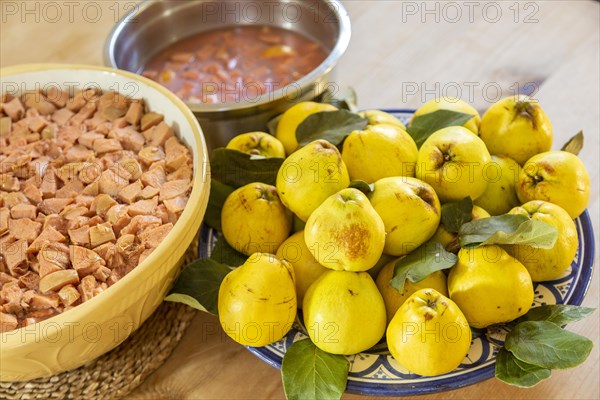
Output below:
[0,64,210,381]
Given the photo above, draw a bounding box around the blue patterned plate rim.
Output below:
[200,109,596,396]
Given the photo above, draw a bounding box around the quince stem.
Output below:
[514,100,537,128]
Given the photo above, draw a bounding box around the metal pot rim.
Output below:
[103,0,351,113]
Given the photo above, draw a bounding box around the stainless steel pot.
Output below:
[104,0,351,150]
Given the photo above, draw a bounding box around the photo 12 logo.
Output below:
[197,1,346,24]
[1,319,136,345]
[1,81,140,101]
[401,81,541,105]
[1,1,140,24]
[0,0,348,25]
[400,1,540,24]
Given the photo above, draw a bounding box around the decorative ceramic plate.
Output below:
[199,109,596,396]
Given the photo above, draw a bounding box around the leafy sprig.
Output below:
[496,305,596,387]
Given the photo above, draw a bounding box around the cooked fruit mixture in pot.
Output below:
[0,88,193,332]
[141,25,328,104]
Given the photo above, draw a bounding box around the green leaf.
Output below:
[505,321,594,369]
[210,235,247,267]
[165,259,231,315]
[281,339,349,400]
[390,241,457,293]
[348,180,374,195]
[516,305,596,326]
[495,348,551,388]
[205,179,235,231]
[407,109,475,147]
[441,196,474,233]
[267,113,282,136]
[210,148,284,188]
[320,87,358,112]
[296,109,368,147]
[163,293,209,313]
[561,131,584,155]
[458,214,558,249]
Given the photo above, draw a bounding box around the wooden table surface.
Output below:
[1,1,598,399]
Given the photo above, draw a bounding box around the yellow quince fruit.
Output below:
[358,109,407,130]
[303,270,386,354]
[505,201,578,282]
[479,95,552,165]
[218,253,296,346]
[342,123,418,182]
[369,177,441,256]
[474,155,521,215]
[416,126,491,203]
[221,182,292,255]
[448,245,534,328]
[226,131,286,158]
[517,150,590,218]
[276,139,350,222]
[304,188,386,272]
[387,288,471,376]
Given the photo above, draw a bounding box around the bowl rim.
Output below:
[103,0,352,113]
[0,63,210,340]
